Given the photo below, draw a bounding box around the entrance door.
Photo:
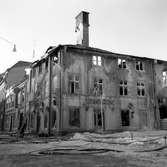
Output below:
[36,114,41,133]
[94,109,105,130]
[9,116,13,131]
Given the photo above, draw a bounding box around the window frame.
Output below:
[120,80,128,96]
[137,81,145,97]
[93,78,103,96]
[162,71,167,86]
[92,56,102,66]
[118,58,127,69]
[69,107,80,127]
[68,74,80,94]
[136,61,144,71]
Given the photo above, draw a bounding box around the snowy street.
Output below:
[0,130,167,166]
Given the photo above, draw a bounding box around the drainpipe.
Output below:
[48,55,53,136]
[152,60,160,129]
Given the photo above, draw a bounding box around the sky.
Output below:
[0,0,167,73]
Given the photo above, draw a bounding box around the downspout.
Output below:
[48,55,53,136]
[152,60,160,129]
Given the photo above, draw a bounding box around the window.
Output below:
[120,80,128,96]
[69,75,80,94]
[69,108,80,127]
[92,56,102,66]
[118,59,126,69]
[137,81,145,96]
[93,78,103,95]
[162,71,167,86]
[39,63,42,74]
[136,61,144,71]
[121,110,130,126]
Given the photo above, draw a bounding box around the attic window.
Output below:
[92,56,102,66]
[136,61,144,71]
[118,59,126,69]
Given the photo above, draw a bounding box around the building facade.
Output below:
[1,11,167,134]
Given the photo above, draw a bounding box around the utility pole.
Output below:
[48,55,52,136]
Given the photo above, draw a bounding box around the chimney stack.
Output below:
[75,11,89,47]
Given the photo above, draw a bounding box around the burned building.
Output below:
[24,11,167,135]
[2,11,167,135]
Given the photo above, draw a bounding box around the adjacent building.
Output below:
[0,61,31,132]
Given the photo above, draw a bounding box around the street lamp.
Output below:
[0,36,17,52]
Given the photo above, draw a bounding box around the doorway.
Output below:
[94,109,105,130]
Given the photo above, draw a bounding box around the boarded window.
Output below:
[121,110,130,126]
[120,80,128,96]
[118,59,126,69]
[136,61,144,71]
[69,108,80,127]
[137,81,145,96]
[69,75,80,94]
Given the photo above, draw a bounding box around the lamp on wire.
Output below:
[0,36,17,52]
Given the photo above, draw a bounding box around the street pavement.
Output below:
[0,130,167,166]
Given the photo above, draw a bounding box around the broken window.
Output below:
[136,61,144,71]
[121,110,130,126]
[118,58,126,69]
[158,98,167,119]
[93,78,103,96]
[69,75,80,94]
[137,81,145,96]
[162,71,167,86]
[69,108,80,127]
[120,80,128,96]
[92,56,102,66]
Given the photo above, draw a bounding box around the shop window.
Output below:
[118,59,126,69]
[92,56,102,66]
[93,78,103,95]
[136,61,144,71]
[137,81,145,96]
[120,80,128,96]
[69,108,80,127]
[69,75,80,94]
[121,110,130,126]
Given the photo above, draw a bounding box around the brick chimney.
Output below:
[75,11,89,47]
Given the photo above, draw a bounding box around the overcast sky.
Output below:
[0,0,167,73]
